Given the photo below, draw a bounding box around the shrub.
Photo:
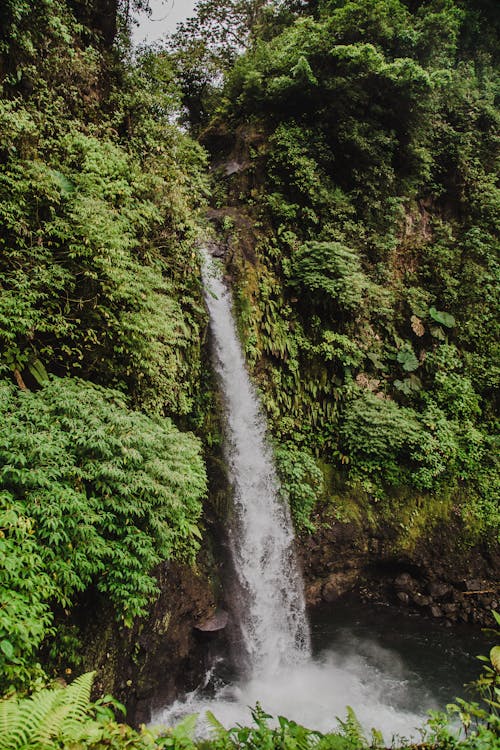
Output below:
[0,378,206,690]
[291,242,367,312]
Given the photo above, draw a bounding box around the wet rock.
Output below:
[322,571,357,603]
[80,558,222,727]
[205,239,226,259]
[194,609,228,633]
[224,159,246,176]
[413,593,431,608]
[305,581,323,606]
[297,487,498,628]
[442,603,458,615]
[430,605,443,618]
[397,591,410,605]
[427,581,451,599]
[465,579,483,592]
[369,538,382,554]
[394,573,418,593]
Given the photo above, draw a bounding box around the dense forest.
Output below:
[0,0,498,748]
[194,0,500,540]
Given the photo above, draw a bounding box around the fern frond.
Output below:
[205,709,227,740]
[172,712,198,741]
[5,689,60,748]
[0,697,20,750]
[34,702,73,744]
[63,671,95,720]
[0,673,96,749]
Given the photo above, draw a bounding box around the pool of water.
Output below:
[311,597,490,707]
[151,598,491,742]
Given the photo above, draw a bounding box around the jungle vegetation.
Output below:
[0,0,498,747]
[193,0,499,540]
[0,0,209,692]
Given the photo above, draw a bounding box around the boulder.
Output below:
[413,593,431,608]
[465,579,483,592]
[394,573,418,593]
[306,580,323,606]
[426,581,451,599]
[322,571,357,603]
[194,610,229,633]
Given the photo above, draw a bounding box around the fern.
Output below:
[205,709,228,741]
[0,671,95,750]
[291,241,367,311]
[0,699,17,748]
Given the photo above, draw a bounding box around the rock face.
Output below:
[298,504,499,628]
[317,571,358,604]
[80,558,228,726]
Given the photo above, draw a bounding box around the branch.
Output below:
[13,368,28,391]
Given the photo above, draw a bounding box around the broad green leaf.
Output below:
[49,168,75,197]
[430,326,446,340]
[0,640,14,659]
[28,358,49,386]
[429,306,455,328]
[397,347,419,372]
[490,646,500,673]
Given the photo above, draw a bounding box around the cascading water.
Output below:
[199,247,310,674]
[151,247,441,739]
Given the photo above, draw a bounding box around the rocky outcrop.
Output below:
[299,504,499,628]
[80,556,229,726]
[392,573,498,625]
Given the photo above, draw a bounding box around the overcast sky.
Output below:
[132,0,198,45]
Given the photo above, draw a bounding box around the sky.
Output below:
[131,0,198,45]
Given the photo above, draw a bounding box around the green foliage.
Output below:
[0,111,207,417]
[468,610,500,715]
[340,389,422,490]
[0,671,200,750]
[210,0,499,535]
[0,378,206,690]
[429,307,455,328]
[0,495,55,690]
[0,0,214,698]
[201,703,370,750]
[0,671,95,749]
[396,345,420,373]
[291,242,367,312]
[274,443,323,530]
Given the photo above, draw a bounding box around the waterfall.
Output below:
[200,247,310,674]
[151,248,430,742]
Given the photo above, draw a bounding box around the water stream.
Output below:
[197,248,310,674]
[151,248,477,741]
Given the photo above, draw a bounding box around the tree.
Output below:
[166,0,308,129]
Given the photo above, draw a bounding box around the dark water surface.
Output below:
[310,597,492,708]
